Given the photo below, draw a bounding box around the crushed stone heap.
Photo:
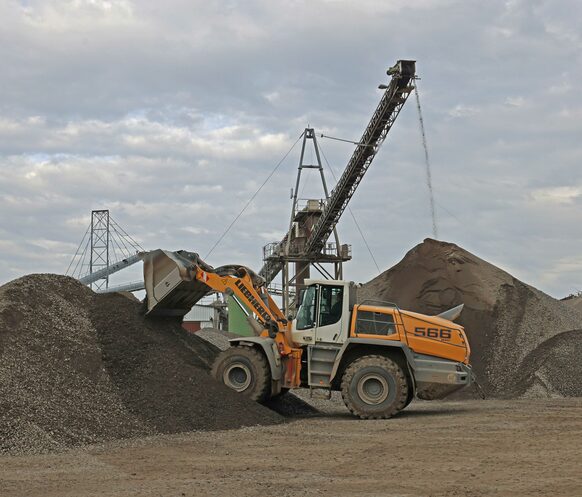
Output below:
[362,239,582,398]
[562,294,582,313]
[0,274,282,455]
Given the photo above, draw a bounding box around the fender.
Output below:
[228,337,283,381]
[329,337,418,383]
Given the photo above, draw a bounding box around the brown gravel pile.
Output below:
[362,239,582,398]
[0,274,282,455]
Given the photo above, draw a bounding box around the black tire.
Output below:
[340,355,409,419]
[211,346,271,402]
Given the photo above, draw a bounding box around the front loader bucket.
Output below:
[142,249,212,317]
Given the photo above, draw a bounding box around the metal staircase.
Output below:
[308,344,342,389]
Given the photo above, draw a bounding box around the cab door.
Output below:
[314,284,344,344]
[291,284,318,345]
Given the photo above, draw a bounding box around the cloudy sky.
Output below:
[0,0,580,297]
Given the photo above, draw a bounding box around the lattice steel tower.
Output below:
[67,209,144,292]
[262,128,351,313]
[89,210,110,290]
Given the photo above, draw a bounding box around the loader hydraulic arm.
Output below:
[142,249,286,332]
[193,266,286,330]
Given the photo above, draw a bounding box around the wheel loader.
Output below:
[143,249,473,419]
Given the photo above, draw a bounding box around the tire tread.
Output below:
[340,354,409,419]
[211,346,271,402]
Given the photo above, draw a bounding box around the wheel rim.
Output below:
[224,363,252,392]
[357,373,389,405]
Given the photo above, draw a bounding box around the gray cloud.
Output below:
[0,0,581,297]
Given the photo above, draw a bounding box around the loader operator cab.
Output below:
[292,279,354,346]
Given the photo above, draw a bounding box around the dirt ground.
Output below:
[1,398,581,497]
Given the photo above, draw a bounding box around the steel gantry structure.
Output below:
[260,60,417,312]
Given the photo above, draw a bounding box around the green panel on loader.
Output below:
[227,295,254,336]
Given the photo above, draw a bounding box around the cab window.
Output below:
[356,310,395,335]
[296,285,317,330]
[318,285,343,327]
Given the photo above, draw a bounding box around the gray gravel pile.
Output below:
[194,327,239,349]
[362,239,582,398]
[562,294,582,313]
[510,329,582,398]
[0,274,283,455]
